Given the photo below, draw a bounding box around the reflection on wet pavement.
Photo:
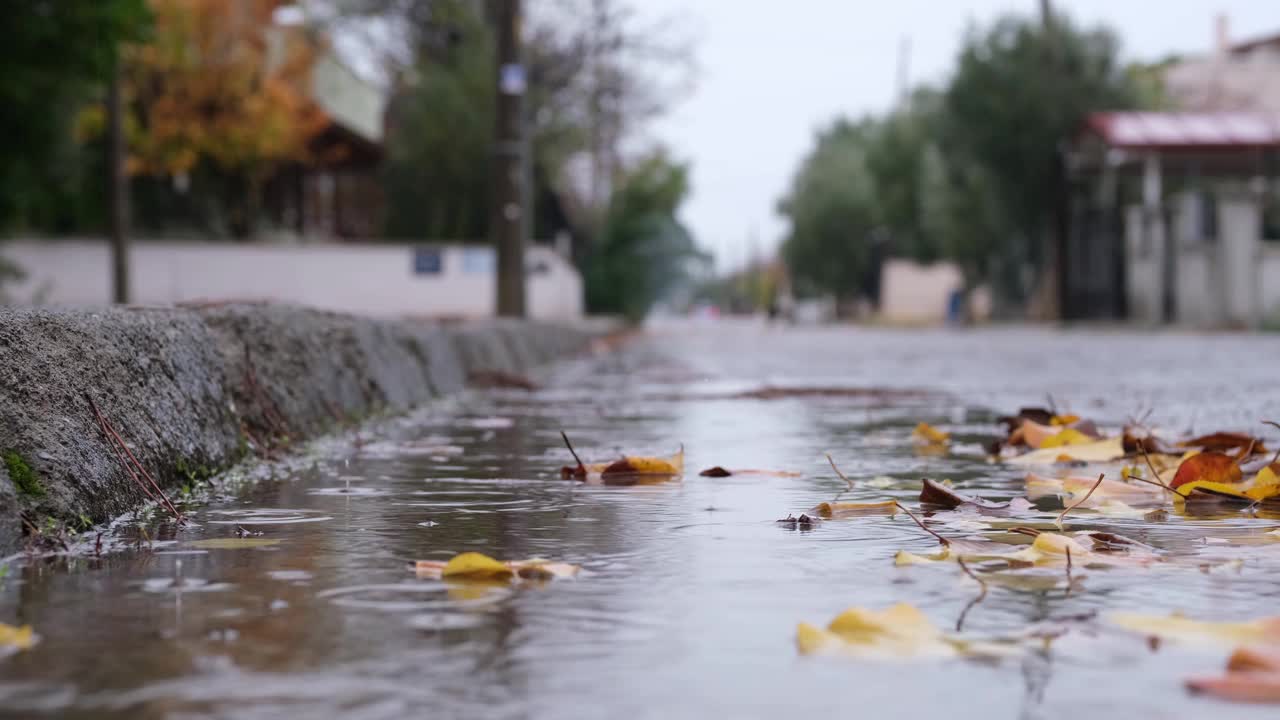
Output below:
[2,322,1280,719]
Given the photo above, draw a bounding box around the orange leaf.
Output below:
[1171,452,1242,490]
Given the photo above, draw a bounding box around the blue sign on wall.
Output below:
[412,247,443,275]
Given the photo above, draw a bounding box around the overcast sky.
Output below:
[634,0,1280,270]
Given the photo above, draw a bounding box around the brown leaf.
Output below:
[468,370,540,391]
[1179,432,1267,455]
[1123,427,1177,455]
[700,466,733,477]
[1228,647,1280,674]
[1171,452,1243,490]
[730,386,928,401]
[999,407,1054,431]
[1186,672,1280,703]
[919,478,1010,511]
[777,513,818,529]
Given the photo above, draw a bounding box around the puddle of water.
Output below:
[2,323,1280,719]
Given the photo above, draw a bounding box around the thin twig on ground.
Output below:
[1055,473,1105,528]
[955,557,990,632]
[1263,421,1280,465]
[560,431,586,475]
[85,393,183,521]
[893,501,951,546]
[826,454,854,491]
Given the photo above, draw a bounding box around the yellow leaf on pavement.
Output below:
[797,603,958,658]
[1007,436,1126,466]
[416,553,580,583]
[912,422,950,445]
[441,552,515,580]
[1040,428,1093,449]
[0,623,35,654]
[1108,612,1280,646]
[812,500,898,518]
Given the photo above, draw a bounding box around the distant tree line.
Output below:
[779,12,1146,310]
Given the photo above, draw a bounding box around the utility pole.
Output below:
[896,35,911,109]
[1041,0,1069,321]
[491,0,526,317]
[107,54,130,304]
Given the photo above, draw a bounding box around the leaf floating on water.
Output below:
[1108,612,1280,646]
[894,531,1156,569]
[1007,436,1126,466]
[1173,458,1280,505]
[1171,452,1243,490]
[919,478,1010,511]
[558,432,684,484]
[441,552,514,580]
[1187,671,1280,704]
[600,447,684,478]
[777,513,818,529]
[797,603,958,658]
[811,500,898,518]
[415,552,579,584]
[0,623,36,656]
[1185,641,1280,703]
[912,422,950,446]
[699,466,800,478]
[1179,432,1268,456]
[188,537,282,549]
[1040,427,1095,449]
[796,603,1019,660]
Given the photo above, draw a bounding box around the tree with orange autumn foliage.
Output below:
[86,0,329,235]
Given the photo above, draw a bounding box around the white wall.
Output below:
[0,240,583,320]
[1173,247,1219,327]
[1262,245,1280,323]
[878,259,962,324]
[1125,205,1164,325]
[1218,195,1262,327]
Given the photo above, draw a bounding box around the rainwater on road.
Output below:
[3,321,1280,719]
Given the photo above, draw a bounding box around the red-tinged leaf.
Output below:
[920,478,1009,511]
[1228,647,1280,674]
[1179,432,1267,455]
[468,370,540,391]
[1171,452,1243,489]
[1186,672,1280,703]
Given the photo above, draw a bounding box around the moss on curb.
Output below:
[3,451,43,497]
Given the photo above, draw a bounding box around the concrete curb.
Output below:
[0,303,597,552]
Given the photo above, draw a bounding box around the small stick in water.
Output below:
[560,431,586,478]
[1056,473,1105,528]
[826,454,854,491]
[893,501,951,547]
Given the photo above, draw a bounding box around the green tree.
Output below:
[0,0,149,231]
[585,151,704,320]
[941,13,1138,298]
[778,119,881,301]
[382,0,494,239]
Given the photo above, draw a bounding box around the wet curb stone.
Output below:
[0,303,597,552]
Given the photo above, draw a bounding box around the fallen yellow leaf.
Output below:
[0,623,35,653]
[1040,427,1094,449]
[1108,612,1280,646]
[912,422,950,445]
[441,552,514,580]
[797,603,958,658]
[415,553,580,583]
[812,500,898,518]
[1007,436,1126,466]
